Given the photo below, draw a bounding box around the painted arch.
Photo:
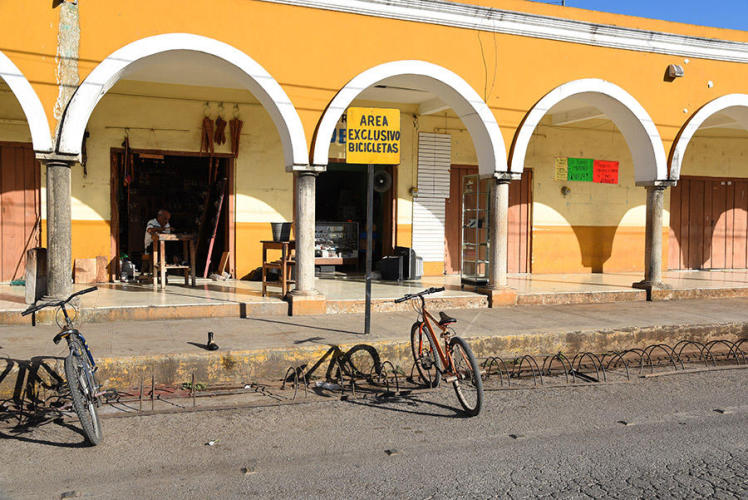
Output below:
[670,94,748,180]
[0,50,53,152]
[56,33,308,169]
[312,60,507,176]
[510,78,668,185]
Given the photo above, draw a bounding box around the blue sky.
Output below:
[530,1,748,31]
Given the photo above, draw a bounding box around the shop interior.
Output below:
[113,151,230,278]
[314,163,394,275]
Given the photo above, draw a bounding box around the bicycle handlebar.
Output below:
[21,286,98,317]
[394,286,445,303]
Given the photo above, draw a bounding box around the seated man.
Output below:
[144,209,183,266]
[144,209,172,254]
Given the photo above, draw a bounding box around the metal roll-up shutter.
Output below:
[412,132,451,266]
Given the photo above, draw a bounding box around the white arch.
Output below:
[56,33,308,168]
[312,60,507,176]
[0,51,53,152]
[670,94,748,180]
[510,79,668,184]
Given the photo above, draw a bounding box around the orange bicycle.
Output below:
[395,287,484,416]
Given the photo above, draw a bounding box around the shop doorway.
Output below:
[444,166,532,275]
[110,148,234,279]
[0,142,41,282]
[314,163,395,273]
[669,175,748,270]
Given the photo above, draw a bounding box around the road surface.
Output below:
[0,370,745,498]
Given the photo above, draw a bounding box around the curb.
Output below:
[1,321,745,399]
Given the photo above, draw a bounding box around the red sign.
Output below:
[593,160,619,184]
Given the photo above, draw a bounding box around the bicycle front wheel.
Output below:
[410,322,441,388]
[65,336,103,445]
[449,336,484,417]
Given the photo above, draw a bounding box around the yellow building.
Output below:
[0,0,746,310]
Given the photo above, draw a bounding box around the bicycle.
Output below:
[22,287,103,445]
[395,287,484,416]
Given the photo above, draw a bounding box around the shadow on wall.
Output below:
[527,125,651,274]
[569,225,618,273]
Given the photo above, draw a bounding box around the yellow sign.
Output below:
[345,107,401,164]
[554,157,568,181]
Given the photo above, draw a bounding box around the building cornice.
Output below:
[259,0,748,63]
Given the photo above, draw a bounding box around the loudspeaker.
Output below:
[373,170,392,193]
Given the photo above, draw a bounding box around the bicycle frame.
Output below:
[414,298,456,377]
[52,303,97,370]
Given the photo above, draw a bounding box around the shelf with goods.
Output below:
[461,174,491,286]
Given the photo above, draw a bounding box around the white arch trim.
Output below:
[56,33,308,168]
[510,78,668,185]
[0,51,53,152]
[670,94,748,181]
[312,60,507,176]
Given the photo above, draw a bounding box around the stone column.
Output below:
[479,175,517,307]
[293,171,317,295]
[489,179,510,289]
[45,159,74,299]
[633,184,670,297]
[288,170,326,315]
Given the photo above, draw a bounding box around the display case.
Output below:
[461,174,491,286]
[314,221,359,267]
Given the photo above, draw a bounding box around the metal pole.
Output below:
[365,164,374,334]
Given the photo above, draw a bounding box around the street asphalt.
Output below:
[0,369,745,498]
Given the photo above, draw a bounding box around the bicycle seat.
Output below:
[438,312,457,326]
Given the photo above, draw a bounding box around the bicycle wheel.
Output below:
[342,344,382,380]
[410,322,441,388]
[449,336,483,416]
[64,336,103,445]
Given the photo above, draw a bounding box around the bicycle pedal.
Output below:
[444,375,457,383]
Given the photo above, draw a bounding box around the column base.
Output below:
[477,287,517,307]
[632,280,672,301]
[287,290,327,316]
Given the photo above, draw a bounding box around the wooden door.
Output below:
[444,166,532,275]
[0,143,41,282]
[445,165,476,274]
[669,176,748,270]
[508,170,533,274]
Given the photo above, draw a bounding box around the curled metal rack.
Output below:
[281,337,746,399]
[480,337,745,390]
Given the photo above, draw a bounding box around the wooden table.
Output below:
[152,233,197,291]
[261,240,295,297]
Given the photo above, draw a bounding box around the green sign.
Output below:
[567,158,593,182]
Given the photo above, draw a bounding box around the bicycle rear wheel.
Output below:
[410,322,441,388]
[449,336,484,416]
[65,336,103,445]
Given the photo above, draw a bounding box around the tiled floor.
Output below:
[1,269,747,312]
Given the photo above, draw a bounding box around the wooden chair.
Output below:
[261,240,295,297]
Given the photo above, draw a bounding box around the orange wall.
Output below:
[1,1,746,153]
[533,226,669,274]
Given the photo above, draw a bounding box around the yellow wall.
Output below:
[78,80,292,277]
[2,0,748,279]
[2,0,748,155]
[0,89,33,143]
[680,132,748,178]
[526,121,664,273]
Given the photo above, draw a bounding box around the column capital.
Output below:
[35,152,77,167]
[493,171,522,183]
[635,180,676,189]
[286,163,326,173]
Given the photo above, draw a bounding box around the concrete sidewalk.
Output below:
[1,297,747,396]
